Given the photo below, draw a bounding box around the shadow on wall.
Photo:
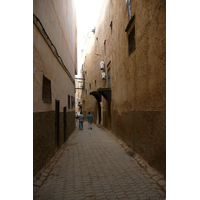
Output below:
[33,111,75,177]
[112,109,166,177]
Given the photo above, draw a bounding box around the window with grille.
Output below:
[128,26,136,55]
[71,96,75,108]
[71,96,73,108]
[42,75,52,103]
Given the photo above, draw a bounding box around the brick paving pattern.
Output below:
[34,122,166,200]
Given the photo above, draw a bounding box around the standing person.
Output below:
[87,112,93,130]
[78,111,84,130]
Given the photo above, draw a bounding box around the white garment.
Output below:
[88,122,92,129]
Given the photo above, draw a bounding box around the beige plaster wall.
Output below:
[33,0,77,78]
[33,0,77,112]
[33,0,77,176]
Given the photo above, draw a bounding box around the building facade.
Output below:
[82,0,166,176]
[33,0,77,177]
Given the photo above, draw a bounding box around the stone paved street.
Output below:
[33,122,166,200]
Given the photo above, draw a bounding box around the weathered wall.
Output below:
[33,111,55,176]
[33,0,77,80]
[33,0,77,176]
[111,0,165,175]
[33,111,75,176]
[112,110,166,175]
[81,0,166,175]
[33,0,76,112]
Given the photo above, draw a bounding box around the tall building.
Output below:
[33,0,77,176]
[82,0,166,176]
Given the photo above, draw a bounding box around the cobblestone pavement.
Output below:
[33,122,166,200]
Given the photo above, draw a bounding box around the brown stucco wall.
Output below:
[90,111,96,125]
[81,0,166,176]
[112,110,166,176]
[33,111,55,176]
[66,111,76,139]
[33,111,75,177]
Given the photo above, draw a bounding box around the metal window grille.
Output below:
[42,75,52,103]
[71,96,73,108]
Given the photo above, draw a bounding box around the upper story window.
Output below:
[104,40,106,55]
[110,21,113,34]
[42,75,52,103]
[95,37,98,52]
[71,96,75,108]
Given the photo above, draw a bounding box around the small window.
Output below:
[89,84,91,89]
[110,21,113,34]
[104,40,106,55]
[95,37,98,52]
[71,96,73,108]
[71,96,75,108]
[128,26,136,55]
[42,75,52,103]
[68,95,70,109]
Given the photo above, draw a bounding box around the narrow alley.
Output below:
[33,122,166,200]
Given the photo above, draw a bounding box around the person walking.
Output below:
[87,112,93,130]
[78,111,84,130]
